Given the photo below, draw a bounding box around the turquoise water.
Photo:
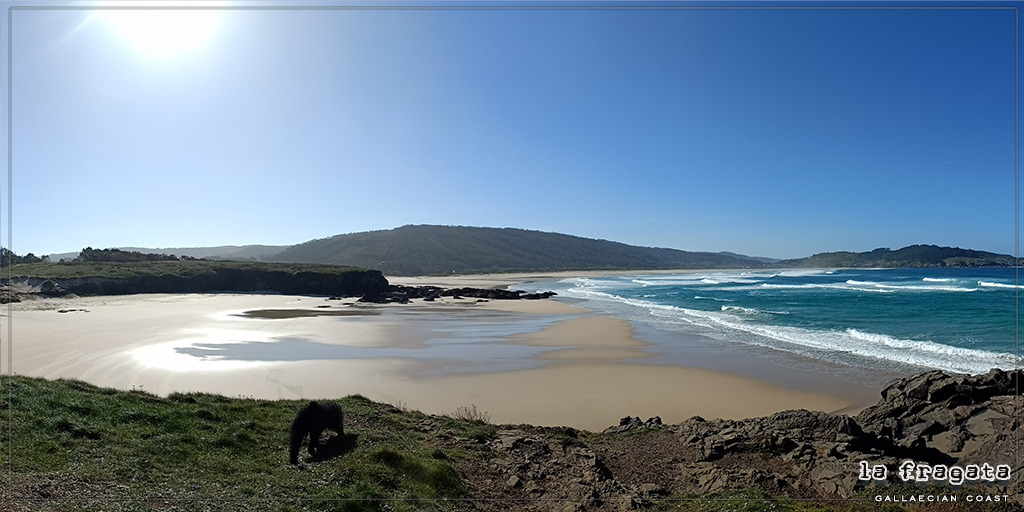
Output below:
[518,268,1021,375]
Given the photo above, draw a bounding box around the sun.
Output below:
[98,9,224,58]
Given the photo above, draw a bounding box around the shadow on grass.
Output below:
[307,433,359,464]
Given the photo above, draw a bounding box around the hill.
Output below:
[777,245,1017,268]
[29,228,1015,275]
[268,225,767,275]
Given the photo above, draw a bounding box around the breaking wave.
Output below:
[554,283,1018,375]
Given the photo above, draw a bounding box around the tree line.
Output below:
[1,247,205,266]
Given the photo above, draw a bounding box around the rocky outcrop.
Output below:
[4,268,390,298]
[455,369,1022,510]
[39,280,69,297]
[357,285,557,304]
[856,369,1022,473]
[461,427,668,512]
[440,287,558,300]
[602,416,662,434]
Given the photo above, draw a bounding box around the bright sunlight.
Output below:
[98,8,224,58]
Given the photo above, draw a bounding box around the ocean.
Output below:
[516,268,1021,376]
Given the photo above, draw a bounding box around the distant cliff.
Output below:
[2,261,389,297]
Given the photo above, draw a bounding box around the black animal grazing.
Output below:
[290,400,344,464]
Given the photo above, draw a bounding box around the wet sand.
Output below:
[3,279,881,432]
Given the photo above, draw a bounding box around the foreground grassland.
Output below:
[1,375,469,512]
[1,376,1019,512]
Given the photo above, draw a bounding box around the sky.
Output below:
[1,2,1017,259]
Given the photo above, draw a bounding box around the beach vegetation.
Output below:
[1,247,44,266]
[76,247,186,263]
[447,404,491,424]
[1,259,388,297]
[4,259,372,281]
[1,374,466,511]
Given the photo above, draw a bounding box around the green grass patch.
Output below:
[1,375,466,511]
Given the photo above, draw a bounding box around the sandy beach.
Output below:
[3,273,883,432]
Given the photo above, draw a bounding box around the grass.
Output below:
[447,405,490,425]
[0,375,467,512]
[3,260,373,281]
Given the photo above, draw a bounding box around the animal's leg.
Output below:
[309,429,323,455]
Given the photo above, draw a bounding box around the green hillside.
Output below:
[268,225,764,275]
[777,245,1017,268]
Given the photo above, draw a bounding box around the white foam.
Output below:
[845,280,977,292]
[630,274,760,286]
[721,305,761,315]
[632,279,707,286]
[755,282,897,293]
[923,277,955,283]
[978,281,1023,289]
[721,305,789,315]
[695,296,734,302]
[774,269,831,277]
[558,285,1018,374]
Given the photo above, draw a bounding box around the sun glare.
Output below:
[99,9,224,58]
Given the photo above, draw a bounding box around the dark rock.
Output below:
[944,393,973,408]
[603,416,653,434]
[40,279,69,297]
[927,378,959,402]
[358,292,388,303]
[644,416,662,428]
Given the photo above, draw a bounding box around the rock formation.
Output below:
[452,369,1022,510]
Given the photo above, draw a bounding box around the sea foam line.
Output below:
[755,283,897,293]
[721,305,789,315]
[978,281,1023,289]
[845,280,978,292]
[558,285,1018,375]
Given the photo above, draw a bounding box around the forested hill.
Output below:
[27,228,1017,276]
[776,245,1017,268]
[268,225,766,275]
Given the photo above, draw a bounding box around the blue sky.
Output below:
[2,3,1017,259]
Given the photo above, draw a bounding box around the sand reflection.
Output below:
[130,329,277,371]
[129,310,591,375]
[231,308,380,319]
